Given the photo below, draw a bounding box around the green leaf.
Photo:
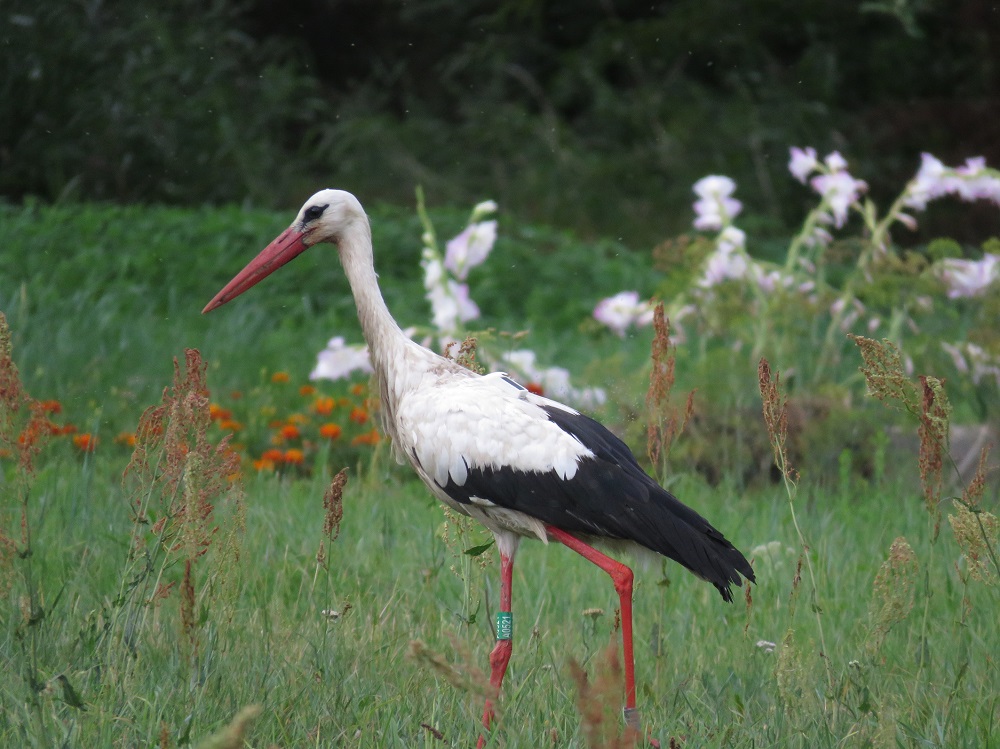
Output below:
[463,541,495,557]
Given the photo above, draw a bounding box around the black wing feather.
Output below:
[443,405,755,601]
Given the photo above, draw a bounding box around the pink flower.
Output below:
[903,153,951,210]
[938,254,1000,298]
[788,147,819,184]
[824,151,848,172]
[427,280,480,332]
[699,228,748,287]
[444,221,497,280]
[810,171,868,228]
[693,175,742,230]
[904,153,1000,210]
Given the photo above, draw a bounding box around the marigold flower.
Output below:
[299,384,317,396]
[253,458,277,472]
[280,424,301,440]
[319,423,342,439]
[261,448,285,463]
[350,383,366,396]
[37,399,62,414]
[349,407,369,425]
[59,423,78,435]
[209,403,232,421]
[313,396,336,415]
[218,419,243,432]
[283,448,305,464]
[114,432,137,447]
[72,433,98,452]
[351,428,381,446]
[271,371,291,383]
[287,413,309,425]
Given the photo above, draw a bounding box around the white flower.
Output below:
[692,175,742,231]
[427,280,480,333]
[941,341,969,374]
[945,342,1000,387]
[903,153,950,211]
[422,252,445,289]
[810,171,867,228]
[904,153,1000,210]
[788,146,819,184]
[938,254,1000,298]
[755,640,777,654]
[310,336,373,381]
[444,220,497,280]
[754,268,796,294]
[717,226,746,254]
[449,280,480,321]
[824,151,848,172]
[471,200,499,219]
[593,291,655,337]
[699,238,748,288]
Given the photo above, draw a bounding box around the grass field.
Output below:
[1,201,998,747]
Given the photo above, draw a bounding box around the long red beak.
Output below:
[202,227,308,313]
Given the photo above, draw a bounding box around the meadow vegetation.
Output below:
[1,186,998,747]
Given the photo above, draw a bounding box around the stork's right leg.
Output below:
[545,525,643,735]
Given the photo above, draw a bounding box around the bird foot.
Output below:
[623,708,660,748]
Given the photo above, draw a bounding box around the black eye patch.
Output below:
[303,204,328,223]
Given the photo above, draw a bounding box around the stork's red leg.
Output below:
[545,525,643,734]
[477,549,514,748]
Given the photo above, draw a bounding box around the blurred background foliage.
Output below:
[2,0,998,245]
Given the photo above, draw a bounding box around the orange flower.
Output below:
[299,384,317,396]
[73,433,98,452]
[280,424,301,440]
[59,423,78,436]
[349,407,369,425]
[526,382,544,396]
[350,383,366,396]
[287,413,309,425]
[38,399,62,414]
[219,419,243,432]
[313,396,336,415]
[271,371,291,383]
[253,457,277,472]
[351,428,380,446]
[319,423,342,440]
[114,432,137,447]
[283,448,305,465]
[261,448,285,463]
[209,403,232,421]
[230,390,243,400]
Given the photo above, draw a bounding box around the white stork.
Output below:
[203,189,755,745]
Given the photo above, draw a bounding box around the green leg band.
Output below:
[495,611,513,640]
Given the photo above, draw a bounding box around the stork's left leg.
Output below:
[545,525,643,735]
[478,534,518,748]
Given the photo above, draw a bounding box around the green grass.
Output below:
[2,201,998,747]
[2,444,998,747]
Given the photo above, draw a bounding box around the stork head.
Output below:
[203,189,367,313]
